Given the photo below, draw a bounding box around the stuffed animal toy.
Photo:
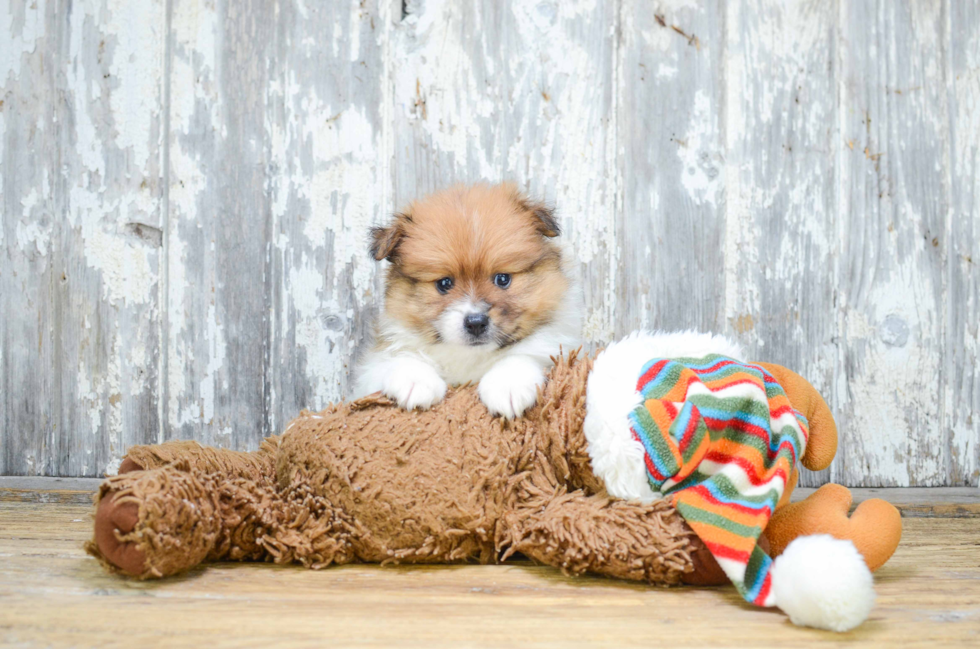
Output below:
[88,331,902,632]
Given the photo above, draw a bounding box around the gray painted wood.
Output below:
[2,0,978,485]
[165,0,278,453]
[837,0,950,486]
[2,0,165,477]
[618,0,725,337]
[266,0,389,438]
[165,0,386,454]
[946,0,980,487]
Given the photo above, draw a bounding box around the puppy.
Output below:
[353,183,581,419]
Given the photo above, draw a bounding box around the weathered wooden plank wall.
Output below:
[2,0,978,484]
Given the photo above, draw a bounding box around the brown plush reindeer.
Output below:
[88,336,901,632]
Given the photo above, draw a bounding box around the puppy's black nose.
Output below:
[464,313,489,336]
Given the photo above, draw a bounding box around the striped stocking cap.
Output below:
[629,355,809,606]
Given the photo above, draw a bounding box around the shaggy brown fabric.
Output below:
[89,352,701,585]
[87,465,221,578]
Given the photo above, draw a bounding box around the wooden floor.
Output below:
[1,483,978,648]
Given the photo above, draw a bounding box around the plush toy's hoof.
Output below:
[681,536,729,586]
[682,533,772,586]
[768,483,902,571]
[93,490,147,576]
[118,456,144,474]
[771,535,875,632]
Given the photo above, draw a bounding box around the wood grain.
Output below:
[946,0,980,486]
[1,0,166,476]
[837,0,950,486]
[2,0,979,485]
[165,0,278,452]
[164,0,387,452]
[1,498,978,648]
[618,0,725,337]
[266,0,388,434]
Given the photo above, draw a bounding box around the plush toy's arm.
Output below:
[497,480,696,585]
[754,362,837,471]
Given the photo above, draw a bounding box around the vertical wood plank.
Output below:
[721,0,839,486]
[267,0,388,428]
[1,0,60,476]
[838,0,949,486]
[946,0,980,486]
[388,0,618,343]
[618,0,725,335]
[1,0,165,476]
[166,0,276,448]
[499,0,619,343]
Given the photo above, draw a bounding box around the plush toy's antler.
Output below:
[753,363,837,472]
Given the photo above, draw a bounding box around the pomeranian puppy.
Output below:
[353,183,581,419]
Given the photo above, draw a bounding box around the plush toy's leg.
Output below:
[118,438,279,479]
[87,466,224,578]
[497,489,700,585]
[90,459,357,579]
[766,483,902,571]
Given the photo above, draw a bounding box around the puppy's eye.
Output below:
[435,277,454,294]
[493,273,512,289]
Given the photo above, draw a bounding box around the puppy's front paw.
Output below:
[382,357,448,410]
[478,356,546,419]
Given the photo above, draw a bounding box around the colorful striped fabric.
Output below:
[628,355,809,606]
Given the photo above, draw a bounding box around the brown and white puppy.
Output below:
[353,183,582,418]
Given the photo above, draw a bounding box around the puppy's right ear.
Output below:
[369,213,409,261]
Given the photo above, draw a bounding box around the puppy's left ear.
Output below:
[528,202,560,238]
[506,184,561,237]
[521,199,561,237]
[369,213,408,261]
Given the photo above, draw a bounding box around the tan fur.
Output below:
[375,183,567,346]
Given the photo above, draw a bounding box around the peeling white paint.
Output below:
[200,302,228,424]
[677,91,722,206]
[1,0,46,84]
[288,263,344,402]
[166,0,224,435]
[16,188,50,256]
[841,258,944,486]
[304,106,380,297]
[946,6,980,484]
[106,0,165,172]
[66,1,159,307]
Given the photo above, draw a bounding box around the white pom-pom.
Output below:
[771,535,875,632]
